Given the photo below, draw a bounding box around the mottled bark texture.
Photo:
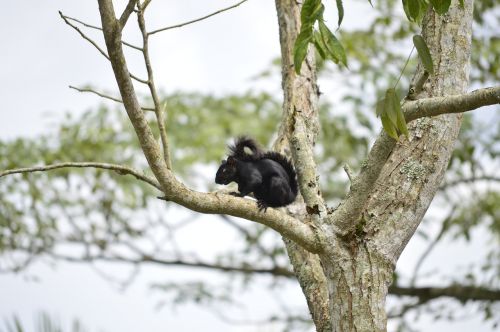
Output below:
[275,0,474,331]
[95,0,487,331]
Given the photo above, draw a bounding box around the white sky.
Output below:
[0,1,496,332]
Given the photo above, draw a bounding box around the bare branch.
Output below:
[60,11,147,84]
[389,284,500,303]
[343,164,354,185]
[97,0,322,253]
[404,86,500,122]
[0,162,162,191]
[69,85,155,111]
[148,0,249,36]
[63,15,142,51]
[440,175,500,190]
[142,0,152,10]
[51,252,295,277]
[137,7,172,168]
[407,70,430,100]
[59,10,110,60]
[118,0,137,29]
[409,206,455,286]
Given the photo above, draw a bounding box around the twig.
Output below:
[440,175,500,190]
[69,85,155,111]
[137,8,172,169]
[60,11,147,83]
[343,164,354,184]
[59,11,110,60]
[118,0,138,29]
[148,0,249,36]
[407,70,430,100]
[409,206,455,286]
[0,162,162,191]
[63,14,142,51]
[140,0,152,10]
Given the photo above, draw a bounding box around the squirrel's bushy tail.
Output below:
[228,136,263,161]
[262,151,298,196]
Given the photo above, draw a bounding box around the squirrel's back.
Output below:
[261,151,298,196]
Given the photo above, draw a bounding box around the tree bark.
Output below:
[275,0,474,331]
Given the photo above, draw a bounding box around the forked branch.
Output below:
[96,0,322,253]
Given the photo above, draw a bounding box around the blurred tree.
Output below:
[0,0,499,331]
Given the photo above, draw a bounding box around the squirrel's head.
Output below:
[215,156,237,185]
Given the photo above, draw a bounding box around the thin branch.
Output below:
[440,175,500,190]
[59,10,110,60]
[69,85,155,111]
[0,162,162,191]
[404,86,500,122]
[407,70,430,100]
[59,11,147,83]
[409,206,455,286]
[97,0,322,253]
[148,0,249,36]
[49,252,295,277]
[118,0,137,29]
[63,14,142,51]
[343,164,354,185]
[137,7,172,168]
[140,0,152,11]
[389,284,500,303]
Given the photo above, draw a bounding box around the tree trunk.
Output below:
[275,0,474,331]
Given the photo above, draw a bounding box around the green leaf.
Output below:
[313,30,328,59]
[381,113,399,140]
[318,20,347,67]
[384,89,398,126]
[301,0,323,26]
[375,98,385,117]
[336,0,344,27]
[429,0,451,15]
[402,0,412,21]
[408,0,421,21]
[294,29,313,74]
[413,35,434,74]
[392,91,409,138]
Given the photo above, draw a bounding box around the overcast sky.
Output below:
[0,1,496,332]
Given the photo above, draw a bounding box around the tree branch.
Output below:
[59,10,110,60]
[51,252,295,277]
[0,162,162,190]
[118,0,137,29]
[60,10,147,84]
[97,0,322,253]
[63,14,142,51]
[389,284,500,303]
[69,85,155,111]
[404,86,500,122]
[148,0,249,36]
[440,175,500,190]
[137,7,172,168]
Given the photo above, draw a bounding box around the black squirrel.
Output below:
[215,136,298,211]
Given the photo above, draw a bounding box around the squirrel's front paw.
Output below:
[257,200,268,212]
